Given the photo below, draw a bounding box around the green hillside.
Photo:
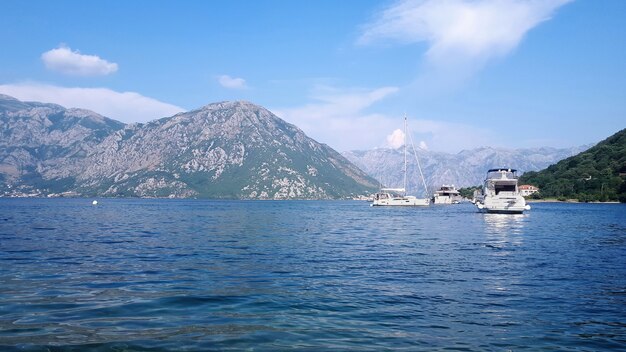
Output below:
[519,129,626,202]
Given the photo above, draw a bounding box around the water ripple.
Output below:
[0,199,624,350]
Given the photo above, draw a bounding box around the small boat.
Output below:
[475,168,531,214]
[433,185,462,204]
[372,115,430,207]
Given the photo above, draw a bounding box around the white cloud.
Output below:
[273,85,501,152]
[41,45,118,76]
[218,75,248,89]
[272,86,399,151]
[386,129,405,149]
[359,0,571,68]
[0,82,185,123]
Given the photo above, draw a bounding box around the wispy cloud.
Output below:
[273,85,500,152]
[218,75,248,89]
[359,0,571,71]
[0,82,185,123]
[406,118,496,152]
[41,45,118,76]
[273,86,399,151]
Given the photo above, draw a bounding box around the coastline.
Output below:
[526,199,621,204]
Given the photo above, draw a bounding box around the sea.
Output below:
[0,198,624,351]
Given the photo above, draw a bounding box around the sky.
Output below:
[0,0,624,153]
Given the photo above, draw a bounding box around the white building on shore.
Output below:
[519,184,539,197]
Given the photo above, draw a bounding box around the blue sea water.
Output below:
[0,199,624,351]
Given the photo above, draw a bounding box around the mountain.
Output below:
[0,94,125,194]
[342,144,589,196]
[519,128,626,202]
[0,95,378,199]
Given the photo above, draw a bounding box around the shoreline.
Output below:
[0,196,623,204]
[526,199,621,204]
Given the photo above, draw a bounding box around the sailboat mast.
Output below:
[403,114,407,193]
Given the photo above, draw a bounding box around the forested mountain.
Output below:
[519,128,626,202]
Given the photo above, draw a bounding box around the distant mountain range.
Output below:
[0,94,378,199]
[342,144,590,196]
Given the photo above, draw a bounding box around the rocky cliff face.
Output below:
[0,95,378,198]
[342,145,589,196]
[0,94,125,194]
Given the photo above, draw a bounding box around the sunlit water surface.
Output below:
[0,199,624,351]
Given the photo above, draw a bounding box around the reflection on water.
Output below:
[482,213,527,249]
[483,213,527,234]
[480,214,527,309]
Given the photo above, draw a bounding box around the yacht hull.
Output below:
[371,197,430,206]
[476,195,530,214]
[433,196,461,204]
[484,209,525,214]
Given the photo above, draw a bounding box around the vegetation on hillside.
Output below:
[458,186,482,199]
[519,129,626,202]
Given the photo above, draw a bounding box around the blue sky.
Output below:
[1,0,624,152]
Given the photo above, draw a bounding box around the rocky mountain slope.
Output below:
[342,144,589,196]
[0,95,378,199]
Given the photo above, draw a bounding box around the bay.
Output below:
[0,199,624,351]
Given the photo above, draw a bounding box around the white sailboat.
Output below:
[371,115,430,207]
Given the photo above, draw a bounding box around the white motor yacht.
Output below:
[475,168,531,214]
[433,185,462,204]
